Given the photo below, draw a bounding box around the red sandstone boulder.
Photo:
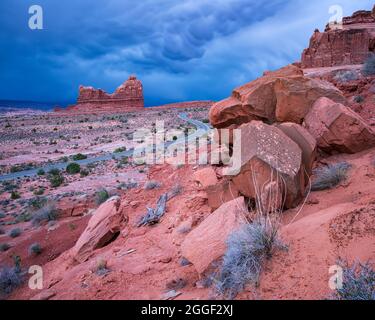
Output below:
[181,197,248,274]
[230,121,305,209]
[206,179,240,211]
[304,97,375,153]
[71,197,127,263]
[192,167,218,189]
[208,97,260,129]
[209,65,346,127]
[274,77,346,123]
[276,122,317,177]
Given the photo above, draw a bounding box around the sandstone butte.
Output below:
[60,75,145,113]
[301,6,375,68]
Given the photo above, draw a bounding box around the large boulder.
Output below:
[208,97,260,129]
[304,97,375,154]
[181,197,249,274]
[192,167,218,189]
[230,121,306,209]
[274,77,346,123]
[209,65,346,128]
[71,196,127,263]
[276,122,317,176]
[206,179,240,211]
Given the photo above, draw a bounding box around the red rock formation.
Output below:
[301,6,375,68]
[69,75,144,113]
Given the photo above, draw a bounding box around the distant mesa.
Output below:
[301,5,375,68]
[61,75,144,113]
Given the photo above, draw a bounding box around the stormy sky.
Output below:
[0,0,373,106]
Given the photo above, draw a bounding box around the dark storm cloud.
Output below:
[0,0,373,105]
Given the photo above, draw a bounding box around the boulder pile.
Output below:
[204,64,375,214]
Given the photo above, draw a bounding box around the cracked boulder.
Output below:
[230,121,306,209]
[71,196,127,263]
[181,197,249,274]
[304,97,375,154]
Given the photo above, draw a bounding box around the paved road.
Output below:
[0,113,212,182]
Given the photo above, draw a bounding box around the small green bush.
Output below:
[80,169,90,177]
[95,189,109,206]
[66,162,81,174]
[72,153,87,161]
[33,188,45,196]
[10,191,20,200]
[29,243,42,256]
[37,169,45,176]
[48,171,64,188]
[114,147,126,153]
[48,168,60,176]
[9,228,22,238]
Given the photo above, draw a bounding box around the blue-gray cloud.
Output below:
[0,0,373,106]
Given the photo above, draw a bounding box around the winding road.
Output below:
[0,113,212,182]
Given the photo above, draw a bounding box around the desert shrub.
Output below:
[354,95,364,103]
[48,170,64,188]
[29,196,47,210]
[118,180,138,190]
[32,202,59,226]
[311,162,351,191]
[333,70,358,83]
[333,260,375,300]
[95,259,109,276]
[72,153,87,161]
[10,191,20,200]
[9,228,22,238]
[214,218,284,299]
[0,213,5,219]
[10,166,23,173]
[362,54,375,76]
[33,188,45,196]
[48,168,60,176]
[144,180,161,190]
[15,212,32,223]
[0,266,23,297]
[0,243,10,252]
[37,169,45,176]
[169,184,182,197]
[114,147,126,153]
[80,169,90,177]
[2,181,19,192]
[66,162,81,174]
[95,189,109,206]
[29,243,42,256]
